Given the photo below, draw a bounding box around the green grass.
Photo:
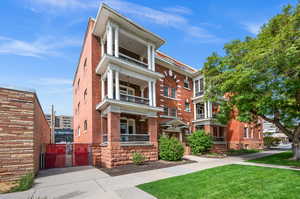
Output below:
[226,149,261,156]
[10,173,34,193]
[138,164,300,199]
[248,151,300,167]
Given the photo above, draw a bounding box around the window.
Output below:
[185,102,190,112]
[163,86,169,97]
[78,79,80,88]
[244,127,249,138]
[120,119,135,134]
[170,108,177,117]
[84,89,87,100]
[171,88,176,98]
[196,103,205,119]
[195,80,199,93]
[77,102,80,113]
[78,127,80,136]
[163,107,169,116]
[120,85,134,95]
[184,79,189,89]
[199,78,204,91]
[84,120,87,131]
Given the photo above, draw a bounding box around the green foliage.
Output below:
[203,3,300,154]
[263,134,281,148]
[159,136,184,161]
[11,173,34,192]
[227,149,260,156]
[187,130,213,155]
[132,152,146,165]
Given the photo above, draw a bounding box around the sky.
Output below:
[0,0,297,116]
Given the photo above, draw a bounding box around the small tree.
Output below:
[187,130,213,155]
[159,136,184,161]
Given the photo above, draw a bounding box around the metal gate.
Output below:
[41,144,92,169]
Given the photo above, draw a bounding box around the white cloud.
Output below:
[26,0,223,43]
[163,6,192,15]
[242,22,264,35]
[0,35,81,57]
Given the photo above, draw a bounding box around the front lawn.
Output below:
[248,151,300,167]
[138,164,300,199]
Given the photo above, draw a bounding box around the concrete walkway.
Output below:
[0,150,285,199]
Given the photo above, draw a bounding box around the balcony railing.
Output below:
[195,90,204,97]
[120,134,149,143]
[119,53,148,69]
[120,93,149,105]
[196,113,205,120]
[213,137,225,142]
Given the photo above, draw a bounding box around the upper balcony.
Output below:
[193,77,205,99]
[94,5,165,79]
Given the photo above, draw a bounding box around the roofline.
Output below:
[156,50,198,72]
[73,17,95,86]
[94,3,165,47]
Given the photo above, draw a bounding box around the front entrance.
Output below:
[41,144,92,169]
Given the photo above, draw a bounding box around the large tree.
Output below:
[203,4,300,159]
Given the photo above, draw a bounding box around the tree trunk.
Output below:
[292,139,300,161]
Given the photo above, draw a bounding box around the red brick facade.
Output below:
[0,87,50,183]
[73,6,263,168]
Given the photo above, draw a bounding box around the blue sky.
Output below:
[0,0,297,115]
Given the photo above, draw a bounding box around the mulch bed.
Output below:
[98,158,196,176]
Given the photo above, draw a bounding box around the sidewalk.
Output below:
[0,150,284,199]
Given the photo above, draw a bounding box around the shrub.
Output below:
[132,152,146,165]
[264,135,281,149]
[187,130,213,155]
[11,173,34,192]
[159,136,184,161]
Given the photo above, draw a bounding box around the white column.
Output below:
[107,69,113,99]
[194,103,197,120]
[193,79,196,97]
[208,101,212,118]
[101,79,105,100]
[151,45,155,71]
[179,132,183,143]
[141,88,144,98]
[147,43,151,70]
[101,39,104,57]
[204,101,208,118]
[148,81,153,106]
[107,23,113,55]
[115,71,120,100]
[114,26,119,57]
[152,81,156,107]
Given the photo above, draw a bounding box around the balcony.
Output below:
[120,93,149,105]
[196,114,205,120]
[195,90,204,97]
[119,53,148,69]
[120,134,150,144]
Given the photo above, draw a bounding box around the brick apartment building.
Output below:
[73,4,263,168]
[0,86,51,183]
[45,114,73,129]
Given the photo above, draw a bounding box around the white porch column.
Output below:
[148,81,153,106]
[107,69,113,99]
[107,22,113,55]
[207,101,212,118]
[194,103,197,120]
[152,81,156,107]
[101,79,105,100]
[204,101,208,118]
[193,79,196,97]
[147,43,151,70]
[101,39,104,57]
[115,70,120,100]
[151,45,155,71]
[179,132,183,143]
[114,26,119,57]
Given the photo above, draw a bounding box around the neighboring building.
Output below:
[0,86,51,183]
[262,120,289,144]
[73,4,263,168]
[54,128,74,143]
[46,114,73,129]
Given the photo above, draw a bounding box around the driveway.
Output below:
[0,150,284,199]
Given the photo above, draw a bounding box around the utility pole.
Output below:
[50,104,56,143]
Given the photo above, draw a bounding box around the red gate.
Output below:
[43,144,91,169]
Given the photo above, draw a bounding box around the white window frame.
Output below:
[120,85,135,96]
[120,117,136,134]
[185,102,191,112]
[184,79,190,89]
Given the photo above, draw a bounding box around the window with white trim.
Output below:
[171,88,176,98]
[243,127,250,138]
[170,108,177,117]
[185,102,190,112]
[184,79,189,89]
[120,118,136,134]
[163,86,169,97]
